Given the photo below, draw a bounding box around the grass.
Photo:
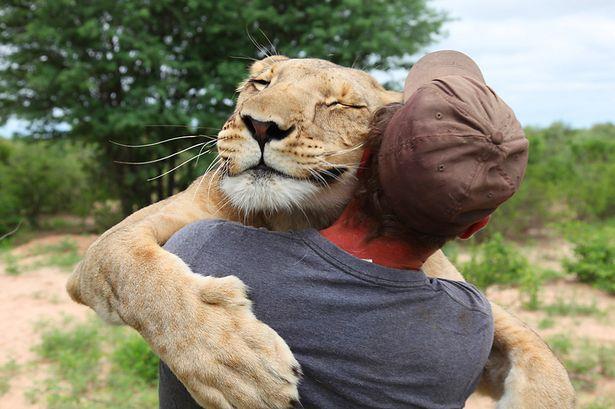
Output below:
[538,317,556,329]
[30,317,158,409]
[547,334,615,392]
[547,334,573,356]
[542,298,605,317]
[0,359,19,397]
[585,398,615,409]
[3,251,21,275]
[2,237,81,275]
[30,238,81,270]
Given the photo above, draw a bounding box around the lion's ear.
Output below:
[249,55,289,76]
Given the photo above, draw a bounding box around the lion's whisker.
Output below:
[229,55,259,62]
[147,148,213,181]
[110,134,214,149]
[319,169,345,184]
[115,142,209,166]
[143,124,220,132]
[194,140,219,168]
[321,142,365,157]
[306,168,330,187]
[246,29,270,58]
[206,159,226,203]
[193,155,224,202]
[258,28,278,56]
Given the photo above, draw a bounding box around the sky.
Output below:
[2,0,614,135]
[423,0,615,127]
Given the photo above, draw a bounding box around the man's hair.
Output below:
[353,103,456,253]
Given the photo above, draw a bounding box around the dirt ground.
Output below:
[0,234,95,409]
[0,234,613,408]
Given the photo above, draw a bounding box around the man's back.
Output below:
[159,220,493,409]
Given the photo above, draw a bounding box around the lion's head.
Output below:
[216,56,400,228]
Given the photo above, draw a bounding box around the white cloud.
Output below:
[421,0,615,126]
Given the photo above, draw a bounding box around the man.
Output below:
[158,51,528,408]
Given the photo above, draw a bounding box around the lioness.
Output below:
[67,56,574,409]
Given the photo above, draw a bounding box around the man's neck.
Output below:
[319,202,428,270]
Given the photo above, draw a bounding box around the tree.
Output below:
[0,0,447,215]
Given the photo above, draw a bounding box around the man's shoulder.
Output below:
[165,219,229,248]
[163,219,245,262]
[163,219,303,264]
[432,278,492,317]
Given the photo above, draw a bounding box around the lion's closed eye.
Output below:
[249,79,270,91]
[325,100,367,109]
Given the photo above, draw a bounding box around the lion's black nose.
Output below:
[242,115,294,151]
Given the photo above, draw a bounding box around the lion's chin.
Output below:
[220,172,320,214]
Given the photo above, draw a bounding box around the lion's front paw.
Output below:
[162,275,301,409]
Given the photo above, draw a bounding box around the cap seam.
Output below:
[433,82,492,137]
[455,158,488,219]
[495,164,515,190]
[380,133,488,157]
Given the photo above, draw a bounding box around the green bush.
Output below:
[460,233,542,308]
[0,141,94,232]
[111,332,159,385]
[35,319,102,399]
[566,125,615,220]
[92,201,124,233]
[32,319,158,409]
[484,123,615,239]
[462,233,530,288]
[564,223,615,294]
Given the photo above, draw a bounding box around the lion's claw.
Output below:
[156,274,301,409]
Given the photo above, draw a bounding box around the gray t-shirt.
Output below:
[159,220,493,409]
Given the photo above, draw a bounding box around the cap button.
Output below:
[492,131,504,145]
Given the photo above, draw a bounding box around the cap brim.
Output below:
[403,50,486,102]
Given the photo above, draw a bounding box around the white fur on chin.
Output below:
[219,170,356,215]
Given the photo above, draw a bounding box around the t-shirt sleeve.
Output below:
[436,279,494,400]
[438,279,492,315]
[163,220,225,266]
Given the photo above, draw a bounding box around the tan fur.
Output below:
[67,56,574,408]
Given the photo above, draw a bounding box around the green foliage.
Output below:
[0,0,447,214]
[538,317,555,330]
[564,222,615,294]
[462,234,527,288]
[111,332,159,385]
[92,201,124,233]
[35,319,103,400]
[459,234,541,306]
[32,318,158,409]
[3,251,21,276]
[0,140,95,232]
[460,234,542,308]
[585,399,615,409]
[547,334,573,356]
[0,359,19,397]
[486,123,615,238]
[542,298,604,317]
[30,238,81,270]
[547,335,615,393]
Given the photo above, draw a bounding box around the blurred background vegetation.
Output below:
[0,1,613,408]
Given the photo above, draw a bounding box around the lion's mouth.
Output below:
[245,163,347,185]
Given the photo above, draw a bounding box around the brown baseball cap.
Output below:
[378,50,529,237]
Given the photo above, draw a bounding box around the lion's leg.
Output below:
[66,175,303,409]
[66,174,226,321]
[422,251,575,408]
[479,302,575,409]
